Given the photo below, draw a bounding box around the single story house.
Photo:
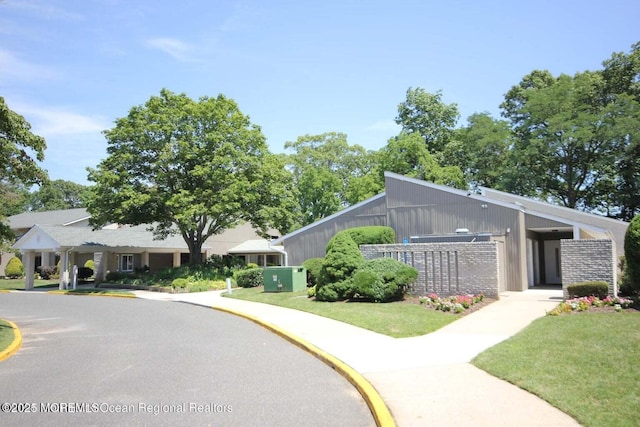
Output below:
[5,208,283,289]
[273,172,629,297]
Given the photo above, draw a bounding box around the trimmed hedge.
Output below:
[566,281,609,299]
[325,226,396,253]
[352,258,418,302]
[317,233,364,296]
[303,257,324,287]
[236,268,264,288]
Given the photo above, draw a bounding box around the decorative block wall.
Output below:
[360,242,500,298]
[560,239,617,298]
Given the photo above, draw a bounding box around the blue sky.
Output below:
[1,0,638,185]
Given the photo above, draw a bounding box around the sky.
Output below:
[1,0,638,185]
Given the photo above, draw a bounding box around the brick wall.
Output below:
[360,242,500,298]
[560,239,617,298]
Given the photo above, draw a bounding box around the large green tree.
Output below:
[500,70,639,210]
[29,179,88,211]
[0,97,48,241]
[395,87,460,155]
[376,132,465,189]
[601,42,640,220]
[445,113,513,189]
[284,132,376,225]
[86,89,297,263]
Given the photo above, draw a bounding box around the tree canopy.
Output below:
[29,179,89,211]
[395,87,459,155]
[284,132,376,226]
[86,89,297,263]
[0,97,48,241]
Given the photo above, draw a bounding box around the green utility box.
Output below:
[263,266,307,292]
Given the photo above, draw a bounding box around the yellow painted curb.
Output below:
[212,305,396,427]
[0,289,11,293]
[46,290,137,299]
[0,319,22,362]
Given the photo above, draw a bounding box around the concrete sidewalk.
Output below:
[134,288,579,427]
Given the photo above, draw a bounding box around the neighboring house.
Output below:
[0,208,91,277]
[6,209,282,289]
[227,239,287,266]
[273,172,629,297]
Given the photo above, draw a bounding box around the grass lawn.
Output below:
[472,311,640,427]
[0,318,16,353]
[0,278,59,291]
[224,286,458,338]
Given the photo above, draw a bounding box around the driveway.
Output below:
[0,292,374,426]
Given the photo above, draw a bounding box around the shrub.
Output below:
[84,259,95,270]
[325,226,396,253]
[566,281,609,299]
[5,257,25,278]
[307,285,316,298]
[172,278,189,288]
[236,268,263,288]
[77,267,94,280]
[624,214,640,295]
[36,266,55,280]
[303,257,324,286]
[352,258,418,302]
[246,262,259,269]
[318,233,364,287]
[315,283,338,302]
[105,271,132,282]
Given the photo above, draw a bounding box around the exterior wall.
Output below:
[385,175,526,291]
[0,253,12,278]
[560,239,617,298]
[361,242,500,298]
[282,196,388,265]
[484,188,629,257]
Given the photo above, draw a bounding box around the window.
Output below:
[120,254,134,272]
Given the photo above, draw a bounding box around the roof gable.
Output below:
[8,208,91,230]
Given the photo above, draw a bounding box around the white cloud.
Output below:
[145,37,199,62]
[0,49,60,82]
[4,0,84,21]
[366,120,400,132]
[11,103,110,136]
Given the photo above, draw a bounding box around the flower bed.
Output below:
[547,295,635,316]
[419,293,485,314]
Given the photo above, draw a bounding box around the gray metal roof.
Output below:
[8,208,91,229]
[271,192,387,245]
[13,224,203,252]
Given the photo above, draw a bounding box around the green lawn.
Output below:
[472,312,640,427]
[224,287,458,338]
[0,318,15,353]
[0,278,59,290]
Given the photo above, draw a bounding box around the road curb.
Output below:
[0,319,22,362]
[46,290,137,298]
[211,305,396,427]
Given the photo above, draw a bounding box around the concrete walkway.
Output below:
[132,288,579,426]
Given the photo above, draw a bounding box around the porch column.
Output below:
[173,252,181,268]
[100,252,110,282]
[59,249,69,290]
[142,252,150,270]
[23,251,36,291]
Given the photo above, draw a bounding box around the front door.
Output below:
[543,240,562,284]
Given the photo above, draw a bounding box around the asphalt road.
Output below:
[0,292,374,426]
